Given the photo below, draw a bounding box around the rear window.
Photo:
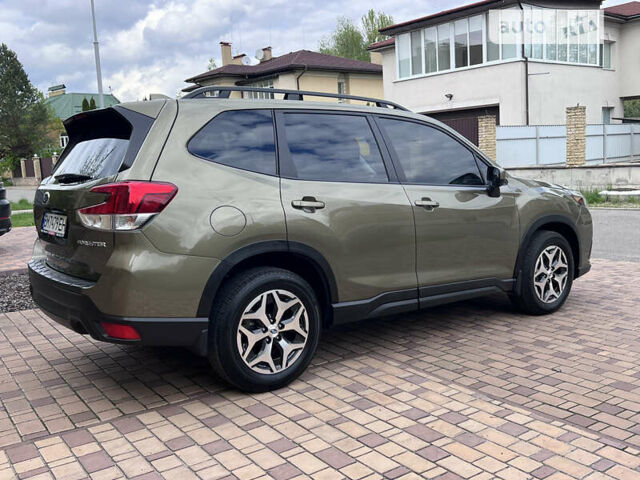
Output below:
[188,109,276,175]
[54,138,129,180]
[53,107,152,183]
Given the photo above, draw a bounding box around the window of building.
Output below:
[59,133,69,149]
[397,33,411,78]
[411,30,423,75]
[424,27,438,74]
[281,113,388,183]
[337,74,347,102]
[243,79,275,99]
[601,41,612,69]
[378,118,483,186]
[469,15,483,65]
[188,110,276,175]
[454,19,469,68]
[437,24,451,71]
[396,6,603,80]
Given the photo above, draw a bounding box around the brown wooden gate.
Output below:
[427,107,499,146]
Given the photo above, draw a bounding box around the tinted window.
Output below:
[282,113,387,183]
[379,118,483,186]
[55,138,129,180]
[188,110,276,175]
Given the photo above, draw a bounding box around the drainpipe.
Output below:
[295,65,308,90]
[517,1,530,125]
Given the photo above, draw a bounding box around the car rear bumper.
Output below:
[0,200,11,234]
[28,258,209,355]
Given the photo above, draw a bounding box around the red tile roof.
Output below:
[379,0,502,34]
[185,50,382,84]
[367,38,395,51]
[604,1,640,18]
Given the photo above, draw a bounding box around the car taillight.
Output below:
[78,181,177,231]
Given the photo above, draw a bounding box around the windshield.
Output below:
[54,138,129,181]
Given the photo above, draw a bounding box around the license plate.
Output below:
[42,212,67,237]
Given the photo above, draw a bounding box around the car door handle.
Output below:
[415,198,440,210]
[292,197,325,211]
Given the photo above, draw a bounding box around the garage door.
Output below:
[427,107,499,147]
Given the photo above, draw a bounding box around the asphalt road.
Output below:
[591,208,640,262]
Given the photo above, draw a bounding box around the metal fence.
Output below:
[496,124,640,168]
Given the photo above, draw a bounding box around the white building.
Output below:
[369,0,640,144]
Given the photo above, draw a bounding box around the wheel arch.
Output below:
[515,215,581,287]
[197,241,338,326]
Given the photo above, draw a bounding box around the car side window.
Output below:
[378,117,484,186]
[188,109,276,175]
[281,112,388,183]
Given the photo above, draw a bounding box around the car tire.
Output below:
[208,267,321,392]
[511,231,574,315]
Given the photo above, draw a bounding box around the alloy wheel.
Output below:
[533,246,569,304]
[236,289,309,374]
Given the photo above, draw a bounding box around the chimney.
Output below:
[231,53,246,66]
[220,41,232,66]
[369,51,383,65]
[260,46,272,62]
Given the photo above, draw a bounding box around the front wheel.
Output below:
[208,267,321,392]
[511,231,574,315]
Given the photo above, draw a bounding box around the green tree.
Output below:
[0,43,51,171]
[361,9,395,46]
[319,9,394,62]
[624,99,640,118]
[89,97,96,110]
[81,97,90,111]
[207,57,217,70]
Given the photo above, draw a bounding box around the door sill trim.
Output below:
[332,278,514,325]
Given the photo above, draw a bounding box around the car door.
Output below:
[375,115,519,298]
[275,110,417,308]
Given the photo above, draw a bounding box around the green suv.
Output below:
[29,87,592,392]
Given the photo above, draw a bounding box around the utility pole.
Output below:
[90,0,104,108]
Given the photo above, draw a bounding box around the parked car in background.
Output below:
[0,180,11,235]
[28,87,592,392]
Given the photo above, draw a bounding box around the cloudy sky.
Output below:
[0,0,627,102]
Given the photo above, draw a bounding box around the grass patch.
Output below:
[10,212,35,228]
[580,189,603,205]
[580,189,640,208]
[10,199,33,211]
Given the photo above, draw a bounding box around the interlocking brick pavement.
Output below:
[0,258,639,479]
[0,227,37,272]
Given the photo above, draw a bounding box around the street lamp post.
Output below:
[90,0,104,109]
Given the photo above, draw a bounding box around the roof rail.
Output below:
[182,86,410,111]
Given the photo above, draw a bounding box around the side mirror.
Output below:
[487,166,507,198]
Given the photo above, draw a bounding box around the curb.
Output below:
[589,207,640,211]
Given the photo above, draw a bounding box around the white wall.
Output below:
[527,61,622,124]
[617,20,640,98]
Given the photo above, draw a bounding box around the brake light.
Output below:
[78,181,177,231]
[101,322,141,340]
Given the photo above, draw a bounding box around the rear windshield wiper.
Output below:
[55,173,93,184]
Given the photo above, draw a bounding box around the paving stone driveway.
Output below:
[1,258,640,479]
[0,227,37,272]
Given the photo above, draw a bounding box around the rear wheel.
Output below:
[511,231,574,315]
[208,267,321,392]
